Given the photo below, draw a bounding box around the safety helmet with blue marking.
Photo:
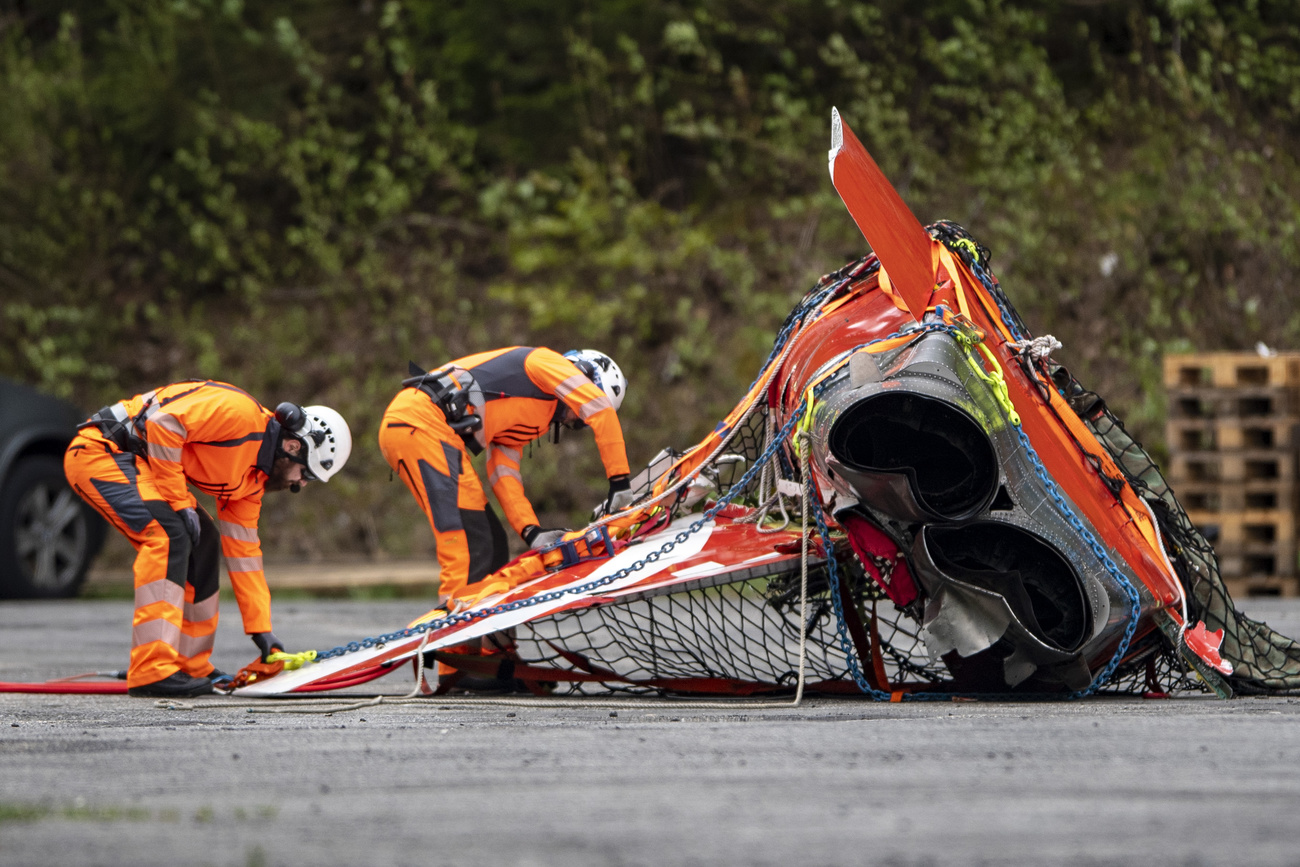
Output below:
[564,349,627,412]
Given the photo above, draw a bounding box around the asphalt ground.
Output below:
[2,597,1300,867]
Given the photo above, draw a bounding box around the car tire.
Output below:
[0,456,107,599]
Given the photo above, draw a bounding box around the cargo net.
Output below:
[1052,367,1300,695]
[509,558,944,697]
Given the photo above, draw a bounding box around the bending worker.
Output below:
[64,380,351,698]
[379,347,635,602]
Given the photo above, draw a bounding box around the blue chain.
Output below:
[1014,427,1143,698]
[816,485,891,700]
[943,239,1142,696]
[313,399,811,661]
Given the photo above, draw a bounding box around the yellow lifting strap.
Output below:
[970,342,1021,427]
[951,324,1019,426]
[950,238,979,260]
[266,650,318,671]
[796,385,816,458]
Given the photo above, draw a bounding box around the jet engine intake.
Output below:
[827,391,999,523]
[915,520,1091,655]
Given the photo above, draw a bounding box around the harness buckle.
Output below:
[403,369,484,454]
[556,526,615,569]
[82,403,148,459]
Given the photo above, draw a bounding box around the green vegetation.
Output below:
[2,1,1298,557]
[0,801,160,823]
[0,798,279,824]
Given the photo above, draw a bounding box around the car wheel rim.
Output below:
[14,482,87,591]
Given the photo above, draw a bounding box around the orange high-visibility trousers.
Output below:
[377,409,509,601]
[64,430,221,688]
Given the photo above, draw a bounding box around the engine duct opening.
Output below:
[922,522,1090,653]
[828,391,998,522]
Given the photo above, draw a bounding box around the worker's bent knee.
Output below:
[142,500,193,582]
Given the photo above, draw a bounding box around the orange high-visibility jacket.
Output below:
[401,346,630,535]
[103,381,281,634]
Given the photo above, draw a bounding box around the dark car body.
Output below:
[0,379,107,598]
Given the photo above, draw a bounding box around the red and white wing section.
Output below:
[235,515,812,696]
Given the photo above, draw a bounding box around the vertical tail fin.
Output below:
[828,108,934,321]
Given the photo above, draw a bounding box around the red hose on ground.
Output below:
[289,664,397,693]
[0,681,129,694]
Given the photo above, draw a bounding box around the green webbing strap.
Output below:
[971,342,1020,426]
[796,385,816,458]
[951,237,979,260]
[267,650,317,671]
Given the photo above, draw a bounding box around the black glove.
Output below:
[603,474,635,514]
[251,632,285,663]
[177,507,202,546]
[522,524,569,551]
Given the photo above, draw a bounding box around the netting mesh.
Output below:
[1054,370,1300,695]
[510,559,946,696]
[513,568,848,695]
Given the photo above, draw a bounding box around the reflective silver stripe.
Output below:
[137,393,158,420]
[448,367,475,390]
[135,579,185,610]
[492,445,522,465]
[184,593,220,623]
[489,466,523,487]
[178,631,215,658]
[225,556,264,573]
[463,370,486,450]
[577,395,613,420]
[147,442,183,462]
[109,402,132,423]
[132,617,182,649]
[149,412,187,439]
[217,520,260,544]
[552,374,589,400]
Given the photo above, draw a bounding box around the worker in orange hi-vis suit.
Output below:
[378,347,634,605]
[63,381,351,698]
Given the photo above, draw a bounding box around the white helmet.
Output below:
[564,349,627,412]
[275,403,352,482]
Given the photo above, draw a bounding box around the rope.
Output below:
[1009,335,1062,363]
[740,410,793,532]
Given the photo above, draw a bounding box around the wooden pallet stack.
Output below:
[1164,352,1300,597]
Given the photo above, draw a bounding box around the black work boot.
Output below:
[127,671,214,698]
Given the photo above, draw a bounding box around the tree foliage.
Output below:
[2,0,1298,558]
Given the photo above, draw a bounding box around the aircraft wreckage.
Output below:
[235,109,1300,701]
